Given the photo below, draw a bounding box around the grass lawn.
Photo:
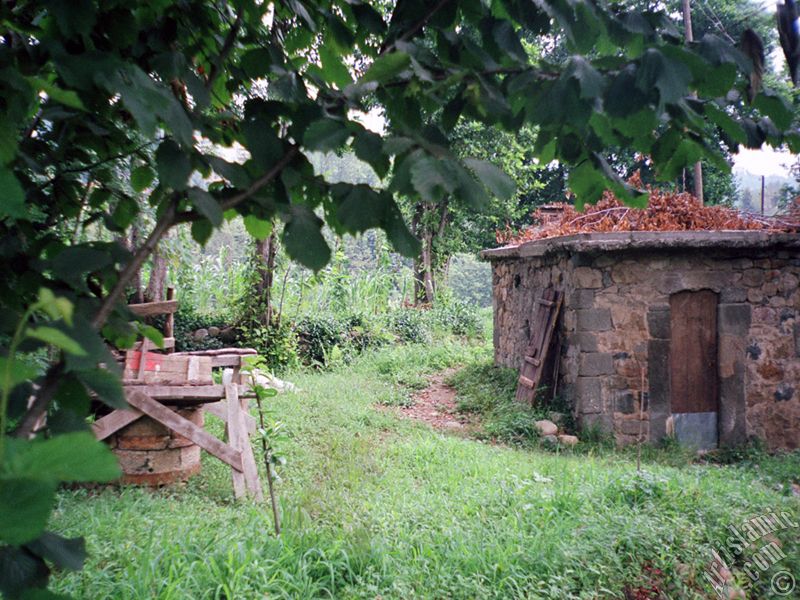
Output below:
[50,339,800,599]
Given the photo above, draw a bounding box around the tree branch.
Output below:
[13,361,64,439]
[380,0,454,55]
[206,10,243,90]
[91,200,178,330]
[174,145,300,224]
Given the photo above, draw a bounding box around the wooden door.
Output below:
[669,290,719,448]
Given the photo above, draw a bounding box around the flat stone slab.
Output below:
[481,231,800,260]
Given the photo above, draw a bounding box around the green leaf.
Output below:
[25,532,86,571]
[320,44,352,88]
[47,0,96,37]
[492,21,527,63]
[361,52,410,83]
[0,545,50,598]
[187,188,223,226]
[240,48,272,79]
[410,157,455,201]
[75,368,125,408]
[705,104,746,145]
[191,219,214,245]
[566,56,604,99]
[4,433,121,483]
[303,119,350,152]
[0,357,38,390]
[0,167,26,220]
[51,246,111,290]
[337,186,388,233]
[26,76,85,111]
[381,201,420,258]
[0,478,56,545]
[568,161,607,208]
[26,327,86,356]
[243,215,273,240]
[136,324,165,349]
[242,120,283,170]
[463,158,515,200]
[37,288,74,326]
[0,119,18,165]
[753,90,793,130]
[635,49,692,107]
[156,140,192,191]
[282,206,330,271]
[352,131,390,179]
[130,166,155,192]
[208,156,250,188]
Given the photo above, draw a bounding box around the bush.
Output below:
[429,298,483,337]
[173,306,226,352]
[387,308,431,344]
[239,321,299,373]
[295,316,345,366]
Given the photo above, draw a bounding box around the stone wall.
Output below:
[486,233,800,450]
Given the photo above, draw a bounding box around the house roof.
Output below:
[480,231,800,260]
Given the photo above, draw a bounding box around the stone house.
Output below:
[482,231,800,450]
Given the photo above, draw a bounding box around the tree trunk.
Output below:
[411,203,425,305]
[682,0,703,204]
[144,236,168,302]
[254,228,277,325]
[120,224,144,303]
[421,229,435,304]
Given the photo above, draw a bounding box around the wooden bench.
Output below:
[93,291,263,500]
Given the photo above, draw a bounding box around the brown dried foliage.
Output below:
[497,175,800,246]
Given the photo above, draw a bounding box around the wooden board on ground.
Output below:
[515,289,563,405]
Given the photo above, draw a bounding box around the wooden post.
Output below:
[761,175,765,215]
[165,286,175,340]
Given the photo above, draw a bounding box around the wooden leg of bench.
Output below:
[225,384,262,501]
[238,394,263,501]
[225,384,246,499]
[92,408,143,440]
[126,390,243,472]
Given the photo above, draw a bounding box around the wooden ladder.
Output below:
[515,289,563,404]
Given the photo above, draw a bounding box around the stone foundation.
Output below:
[484,232,800,450]
[108,407,204,485]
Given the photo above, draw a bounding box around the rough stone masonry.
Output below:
[482,231,800,450]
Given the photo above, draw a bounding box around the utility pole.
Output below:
[682,0,704,204]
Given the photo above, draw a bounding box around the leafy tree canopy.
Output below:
[0,0,798,595]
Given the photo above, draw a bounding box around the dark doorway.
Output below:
[669,290,719,449]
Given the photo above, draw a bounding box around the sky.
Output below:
[733,146,796,178]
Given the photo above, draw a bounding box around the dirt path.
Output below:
[394,368,478,433]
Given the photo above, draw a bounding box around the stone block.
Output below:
[567,332,598,352]
[720,287,747,303]
[742,269,765,287]
[647,339,670,442]
[579,352,614,376]
[647,307,670,340]
[576,377,602,413]
[719,365,747,448]
[569,253,593,267]
[569,289,596,309]
[795,323,800,357]
[718,304,752,337]
[615,391,636,414]
[580,412,613,433]
[620,419,647,436]
[577,308,612,332]
[573,267,603,289]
